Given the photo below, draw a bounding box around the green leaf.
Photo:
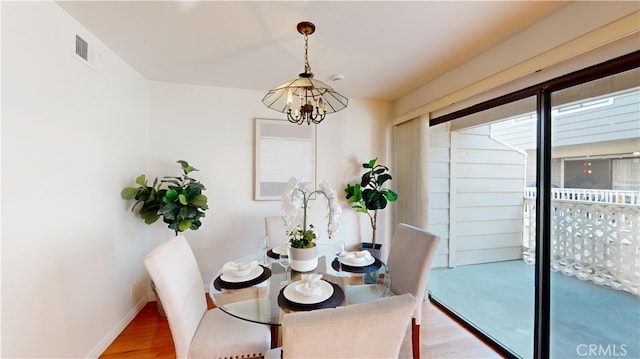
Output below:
[179,206,197,219]
[344,184,355,197]
[178,160,199,174]
[178,194,188,205]
[134,187,150,201]
[184,184,202,198]
[350,202,364,211]
[363,189,387,210]
[148,188,157,201]
[383,189,398,202]
[163,189,179,203]
[178,220,192,232]
[139,207,160,224]
[363,158,378,168]
[121,187,139,200]
[131,199,145,212]
[360,172,371,187]
[191,194,208,208]
[161,203,180,220]
[135,174,146,186]
[345,184,362,203]
[160,178,181,187]
[376,173,392,186]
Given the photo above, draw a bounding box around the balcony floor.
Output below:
[429,260,640,358]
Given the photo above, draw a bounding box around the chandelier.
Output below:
[262,22,348,125]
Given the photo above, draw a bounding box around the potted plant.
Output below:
[121,160,209,235]
[281,177,341,271]
[344,157,398,258]
[121,160,208,316]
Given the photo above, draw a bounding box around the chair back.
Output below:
[281,294,416,358]
[387,223,441,320]
[265,215,289,247]
[144,235,207,358]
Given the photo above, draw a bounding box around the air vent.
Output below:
[75,35,88,61]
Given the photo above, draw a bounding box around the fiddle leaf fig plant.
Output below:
[121,160,208,235]
[344,157,398,247]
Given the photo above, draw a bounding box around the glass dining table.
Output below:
[208,243,391,348]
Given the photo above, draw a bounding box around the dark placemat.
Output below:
[278,280,345,311]
[267,249,280,259]
[331,257,382,273]
[213,265,272,290]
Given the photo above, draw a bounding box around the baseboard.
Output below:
[85,294,151,358]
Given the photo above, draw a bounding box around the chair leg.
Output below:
[411,318,420,359]
[270,325,280,349]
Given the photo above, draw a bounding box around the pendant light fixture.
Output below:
[262,22,348,125]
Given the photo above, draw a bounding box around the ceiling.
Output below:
[56,1,569,102]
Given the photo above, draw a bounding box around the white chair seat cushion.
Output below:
[189,308,271,359]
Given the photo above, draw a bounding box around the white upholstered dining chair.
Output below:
[264,293,416,359]
[387,223,441,359]
[144,235,271,359]
[265,215,289,247]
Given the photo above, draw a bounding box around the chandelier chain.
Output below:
[303,33,311,74]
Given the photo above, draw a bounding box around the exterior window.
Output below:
[613,158,640,191]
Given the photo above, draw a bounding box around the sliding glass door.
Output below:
[428,96,537,358]
[425,52,639,358]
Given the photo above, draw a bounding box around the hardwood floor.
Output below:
[100,297,503,358]
[100,301,175,359]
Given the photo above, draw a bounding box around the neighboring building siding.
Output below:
[450,126,525,266]
[553,89,639,147]
[490,87,640,150]
[492,87,639,189]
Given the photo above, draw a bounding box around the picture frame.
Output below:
[254,118,317,200]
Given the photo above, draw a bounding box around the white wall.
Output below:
[2,2,150,357]
[146,82,392,286]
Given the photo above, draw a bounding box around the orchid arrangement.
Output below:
[281,177,342,248]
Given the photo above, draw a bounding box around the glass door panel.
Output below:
[429,96,537,358]
[549,69,640,358]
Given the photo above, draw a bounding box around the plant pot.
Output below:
[290,245,318,272]
[360,242,382,260]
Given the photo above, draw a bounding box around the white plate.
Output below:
[284,279,334,304]
[221,266,263,283]
[272,245,290,255]
[341,256,375,267]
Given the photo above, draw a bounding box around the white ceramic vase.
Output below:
[290,245,318,272]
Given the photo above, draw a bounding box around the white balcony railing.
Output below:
[524,187,639,205]
[523,190,640,295]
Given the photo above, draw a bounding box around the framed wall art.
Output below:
[254,118,316,200]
